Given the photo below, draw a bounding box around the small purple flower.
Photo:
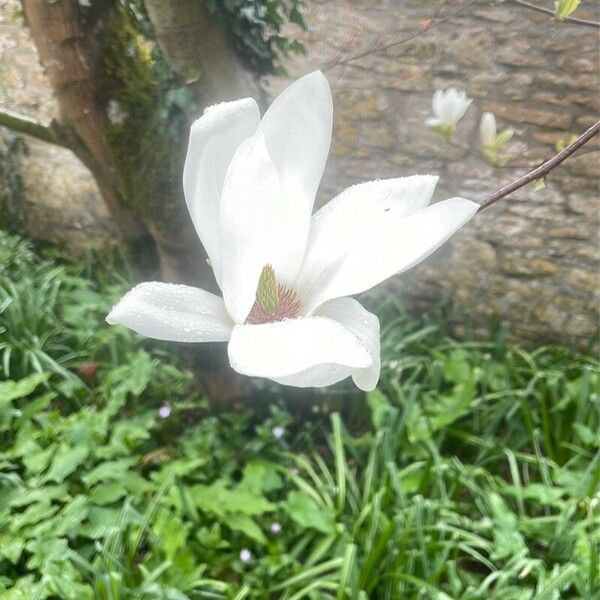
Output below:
[272,426,285,439]
[270,522,282,534]
[158,404,171,419]
[239,548,252,563]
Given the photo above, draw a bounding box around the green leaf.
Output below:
[0,536,24,564]
[495,128,514,146]
[283,491,336,534]
[25,538,70,569]
[192,480,275,517]
[82,458,137,487]
[44,444,89,483]
[367,389,392,429]
[0,373,48,402]
[239,460,282,494]
[89,482,127,505]
[555,0,580,20]
[226,514,267,544]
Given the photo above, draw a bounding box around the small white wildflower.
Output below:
[480,112,497,148]
[78,0,92,6]
[270,522,282,534]
[158,404,171,419]
[239,548,252,563]
[272,426,285,439]
[107,99,128,125]
[425,88,472,139]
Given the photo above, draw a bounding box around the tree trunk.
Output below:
[21,0,146,241]
[144,0,264,108]
[20,0,255,404]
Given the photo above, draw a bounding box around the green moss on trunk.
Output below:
[97,8,189,235]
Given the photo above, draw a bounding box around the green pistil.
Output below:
[256,264,279,315]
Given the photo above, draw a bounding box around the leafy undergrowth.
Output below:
[0,231,598,599]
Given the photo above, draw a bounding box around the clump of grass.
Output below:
[0,230,598,599]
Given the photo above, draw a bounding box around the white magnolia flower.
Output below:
[425,88,472,137]
[480,112,497,148]
[106,71,479,391]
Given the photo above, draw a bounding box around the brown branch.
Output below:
[0,108,66,147]
[478,121,600,211]
[323,0,479,71]
[513,0,600,28]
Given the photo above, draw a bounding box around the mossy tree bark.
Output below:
[144,0,264,108]
[20,0,259,404]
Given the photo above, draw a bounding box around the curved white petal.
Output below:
[295,176,439,311]
[106,282,233,343]
[272,364,354,388]
[425,117,442,128]
[432,90,445,119]
[227,317,373,383]
[257,70,333,218]
[302,197,479,312]
[183,99,260,286]
[315,297,380,391]
[219,134,313,323]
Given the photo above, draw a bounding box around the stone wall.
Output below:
[268,0,600,348]
[0,1,118,255]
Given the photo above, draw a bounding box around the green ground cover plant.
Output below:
[0,231,598,599]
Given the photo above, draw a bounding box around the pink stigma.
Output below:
[246,284,301,324]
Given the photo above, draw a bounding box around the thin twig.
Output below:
[447,139,600,169]
[479,121,600,210]
[513,0,600,28]
[323,0,479,71]
[0,108,65,147]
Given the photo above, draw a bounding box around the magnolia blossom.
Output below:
[107,71,478,390]
[480,112,497,148]
[425,88,472,137]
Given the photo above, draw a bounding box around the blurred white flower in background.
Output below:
[158,404,171,419]
[107,72,478,390]
[479,112,497,148]
[272,426,286,439]
[479,111,514,165]
[239,549,252,563]
[425,88,472,140]
[107,99,128,126]
[270,522,282,534]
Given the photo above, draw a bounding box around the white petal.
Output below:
[425,117,442,128]
[315,297,380,391]
[302,197,479,312]
[431,90,445,119]
[257,70,333,214]
[106,282,233,342]
[219,134,313,323]
[295,176,439,311]
[272,364,354,388]
[183,99,260,285]
[227,317,372,383]
[480,112,497,147]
